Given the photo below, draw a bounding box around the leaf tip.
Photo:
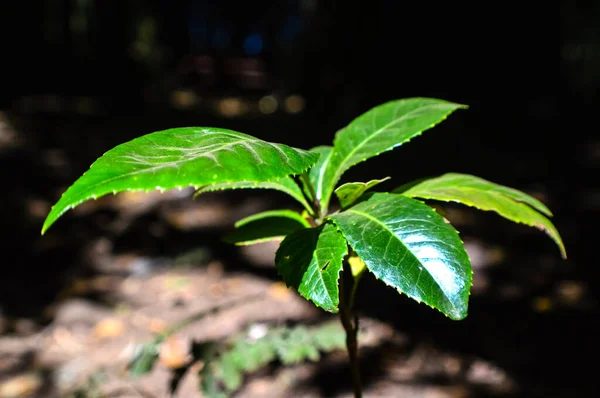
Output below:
[560,247,568,260]
[308,299,339,313]
[41,204,64,235]
[448,310,468,321]
[552,231,567,259]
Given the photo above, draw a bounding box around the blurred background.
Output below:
[0,0,596,397]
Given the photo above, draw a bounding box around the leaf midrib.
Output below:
[306,250,336,309]
[315,150,332,200]
[406,186,538,212]
[331,103,444,186]
[65,137,311,203]
[343,208,461,314]
[407,174,552,216]
[404,186,566,258]
[67,138,263,198]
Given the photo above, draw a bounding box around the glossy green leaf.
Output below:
[307,146,333,202]
[401,173,566,258]
[329,193,472,320]
[275,223,348,312]
[224,209,310,246]
[320,98,466,212]
[334,177,390,208]
[193,177,311,212]
[42,128,318,234]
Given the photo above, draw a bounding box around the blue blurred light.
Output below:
[243,34,263,55]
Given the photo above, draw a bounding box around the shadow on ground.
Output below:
[0,108,596,397]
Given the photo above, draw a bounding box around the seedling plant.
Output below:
[42,98,565,397]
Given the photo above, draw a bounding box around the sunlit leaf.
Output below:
[329,193,472,320]
[401,173,566,258]
[334,177,390,208]
[321,98,466,212]
[307,146,333,202]
[225,209,310,246]
[194,177,311,212]
[42,128,318,233]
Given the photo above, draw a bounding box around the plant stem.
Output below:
[301,172,321,220]
[300,172,317,202]
[348,269,364,310]
[339,259,362,398]
[292,174,318,219]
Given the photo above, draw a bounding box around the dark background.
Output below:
[0,1,597,397]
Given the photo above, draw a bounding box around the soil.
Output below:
[0,106,597,398]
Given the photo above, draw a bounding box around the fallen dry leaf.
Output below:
[93,318,125,339]
[53,326,84,353]
[158,335,191,369]
[0,373,42,398]
[149,318,168,333]
[267,281,292,301]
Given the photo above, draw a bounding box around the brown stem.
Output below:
[339,259,362,398]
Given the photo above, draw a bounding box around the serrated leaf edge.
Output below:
[274,222,348,313]
[403,189,566,259]
[327,201,473,320]
[323,100,465,210]
[42,156,316,235]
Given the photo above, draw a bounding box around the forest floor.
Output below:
[0,109,597,397]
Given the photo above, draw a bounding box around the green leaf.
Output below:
[229,337,276,372]
[217,352,243,391]
[272,326,320,364]
[42,127,319,234]
[329,193,472,320]
[200,322,346,398]
[307,146,333,202]
[321,98,466,212]
[275,223,348,312]
[309,322,346,351]
[128,342,160,377]
[334,177,390,208]
[401,173,566,258]
[224,209,310,246]
[193,177,312,213]
[200,366,227,398]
